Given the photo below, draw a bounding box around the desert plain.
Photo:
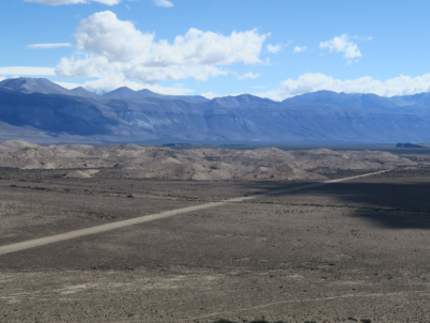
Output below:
[1,141,430,323]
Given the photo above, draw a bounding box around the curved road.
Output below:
[0,169,390,256]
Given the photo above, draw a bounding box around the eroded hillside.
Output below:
[0,140,418,182]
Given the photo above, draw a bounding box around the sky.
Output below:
[0,0,429,100]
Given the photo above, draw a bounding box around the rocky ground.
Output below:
[1,143,430,322]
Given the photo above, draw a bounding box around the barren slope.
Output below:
[0,141,416,182]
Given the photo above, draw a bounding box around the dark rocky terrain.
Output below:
[1,157,430,322]
[1,77,430,144]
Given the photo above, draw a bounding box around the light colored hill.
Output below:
[0,140,42,152]
[0,141,417,181]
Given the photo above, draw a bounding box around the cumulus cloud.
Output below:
[0,76,5,82]
[71,11,266,65]
[238,72,259,80]
[0,66,56,75]
[320,34,361,59]
[57,56,228,83]
[24,0,121,5]
[255,73,430,101]
[27,43,72,49]
[266,43,282,54]
[56,11,268,84]
[293,46,307,53]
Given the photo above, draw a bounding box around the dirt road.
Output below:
[0,169,390,256]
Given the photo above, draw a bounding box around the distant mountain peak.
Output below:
[112,87,135,93]
[102,87,137,99]
[137,88,156,95]
[71,86,86,91]
[103,86,209,104]
[70,86,101,99]
[0,77,72,96]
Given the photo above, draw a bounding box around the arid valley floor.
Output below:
[1,141,430,323]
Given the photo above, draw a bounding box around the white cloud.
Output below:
[0,76,5,82]
[57,56,228,83]
[255,73,430,101]
[56,11,268,84]
[320,34,361,59]
[27,43,72,49]
[0,66,56,75]
[24,0,121,5]
[153,0,173,7]
[293,46,307,53]
[238,72,260,80]
[267,43,282,54]
[71,11,267,66]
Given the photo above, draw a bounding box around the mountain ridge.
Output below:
[1,77,430,144]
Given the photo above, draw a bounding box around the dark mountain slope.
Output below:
[104,96,430,142]
[389,92,430,108]
[1,77,430,143]
[0,88,117,135]
[283,90,398,110]
[283,90,430,115]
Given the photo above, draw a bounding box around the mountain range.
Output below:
[1,77,430,144]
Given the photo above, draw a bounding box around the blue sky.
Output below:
[1,0,429,99]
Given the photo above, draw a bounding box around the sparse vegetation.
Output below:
[1,145,430,322]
